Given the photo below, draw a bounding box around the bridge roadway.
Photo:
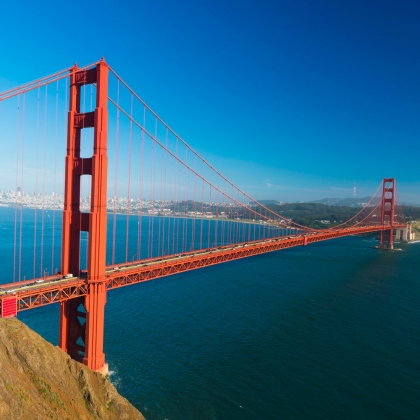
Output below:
[0,224,404,314]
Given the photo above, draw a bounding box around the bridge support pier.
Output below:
[83,282,107,374]
[378,178,395,250]
[379,232,393,249]
[59,290,107,374]
[60,60,109,374]
[394,227,409,242]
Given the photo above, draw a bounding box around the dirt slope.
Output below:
[0,317,145,420]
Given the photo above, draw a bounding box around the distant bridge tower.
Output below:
[379,178,395,249]
[59,60,109,374]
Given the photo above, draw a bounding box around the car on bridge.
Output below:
[5,289,16,294]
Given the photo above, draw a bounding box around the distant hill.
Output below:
[254,201,420,228]
[261,202,364,228]
[311,197,420,208]
[310,197,377,207]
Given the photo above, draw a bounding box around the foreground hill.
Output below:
[0,317,145,420]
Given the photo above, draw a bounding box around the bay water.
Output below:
[1,207,419,419]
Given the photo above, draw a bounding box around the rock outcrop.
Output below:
[0,317,145,420]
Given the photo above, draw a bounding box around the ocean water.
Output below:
[1,208,419,419]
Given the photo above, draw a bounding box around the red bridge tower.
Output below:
[59,60,109,374]
[379,178,395,249]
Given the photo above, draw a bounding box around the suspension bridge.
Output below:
[0,60,407,374]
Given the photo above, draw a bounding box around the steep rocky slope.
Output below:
[0,317,145,420]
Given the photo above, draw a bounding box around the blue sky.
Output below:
[0,0,419,203]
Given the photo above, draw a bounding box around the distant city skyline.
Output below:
[4,187,415,208]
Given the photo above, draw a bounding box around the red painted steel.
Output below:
[59,60,109,372]
[380,178,395,249]
[104,224,405,289]
[0,61,100,102]
[0,62,408,376]
[60,297,86,361]
[83,59,108,372]
[1,296,17,318]
[0,222,406,315]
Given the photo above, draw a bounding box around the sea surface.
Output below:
[1,207,420,419]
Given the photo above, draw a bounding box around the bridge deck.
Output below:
[0,224,405,314]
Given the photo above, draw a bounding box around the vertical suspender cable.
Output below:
[13,95,20,282]
[148,132,152,258]
[183,148,187,252]
[157,142,162,257]
[149,126,154,258]
[222,181,226,246]
[192,155,196,251]
[215,176,218,247]
[200,160,204,250]
[62,78,68,272]
[247,194,252,242]
[33,88,40,278]
[164,128,168,256]
[169,158,173,255]
[40,85,48,278]
[236,188,239,244]
[151,117,157,257]
[160,147,164,255]
[229,184,233,244]
[165,130,170,256]
[220,181,223,246]
[208,170,212,249]
[254,205,256,241]
[112,80,120,265]
[139,107,145,259]
[126,93,133,263]
[18,93,26,281]
[51,81,58,274]
[173,138,178,255]
[138,114,145,259]
[175,143,179,254]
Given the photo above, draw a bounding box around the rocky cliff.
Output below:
[0,317,145,420]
